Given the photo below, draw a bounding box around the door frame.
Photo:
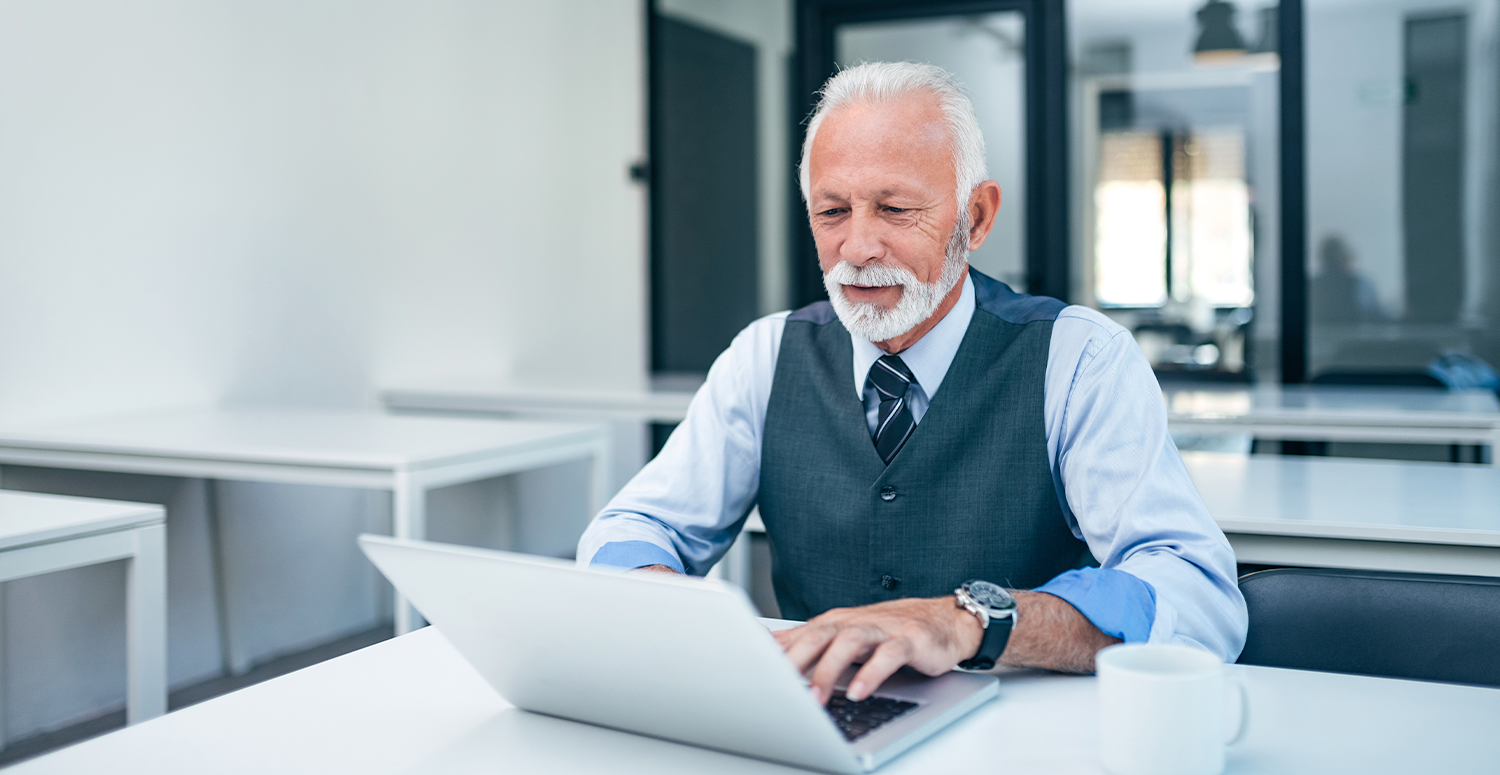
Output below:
[790,0,1071,308]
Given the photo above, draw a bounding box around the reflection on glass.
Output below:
[835,13,1028,290]
[1175,131,1254,309]
[1072,0,1278,379]
[1095,132,1168,306]
[1306,0,1499,389]
[1310,236,1388,324]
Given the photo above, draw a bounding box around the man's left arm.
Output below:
[1040,311,1248,661]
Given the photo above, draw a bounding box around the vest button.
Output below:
[881,575,901,590]
[880,486,897,502]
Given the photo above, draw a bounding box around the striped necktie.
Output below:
[867,355,918,465]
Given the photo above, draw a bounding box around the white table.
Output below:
[1182,451,1500,576]
[388,381,1500,444]
[8,626,1497,773]
[0,410,610,661]
[379,376,744,577]
[1164,385,1500,459]
[0,491,166,738]
[382,375,701,423]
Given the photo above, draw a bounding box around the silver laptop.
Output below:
[358,535,998,774]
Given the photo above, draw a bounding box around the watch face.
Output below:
[967,581,1016,611]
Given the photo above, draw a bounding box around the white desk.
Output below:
[0,491,166,736]
[9,626,1497,774]
[1164,385,1500,457]
[1182,452,1500,577]
[379,377,748,578]
[388,381,1500,443]
[0,410,610,659]
[382,375,700,424]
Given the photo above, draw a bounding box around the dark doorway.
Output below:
[650,14,761,374]
[1402,13,1467,324]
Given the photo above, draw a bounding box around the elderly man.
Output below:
[578,62,1246,705]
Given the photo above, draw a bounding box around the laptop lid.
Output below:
[358,535,865,774]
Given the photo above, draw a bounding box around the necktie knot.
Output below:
[868,355,915,400]
[867,355,917,465]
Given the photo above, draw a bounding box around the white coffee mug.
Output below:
[1097,643,1249,775]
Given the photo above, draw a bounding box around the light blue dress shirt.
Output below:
[580,274,1248,661]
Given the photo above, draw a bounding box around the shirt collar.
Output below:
[850,272,975,400]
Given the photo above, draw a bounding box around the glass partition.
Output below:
[1305,0,1500,388]
[1071,0,1281,380]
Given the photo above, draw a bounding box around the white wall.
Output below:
[0,0,645,739]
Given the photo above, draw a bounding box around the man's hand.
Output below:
[773,591,1122,705]
[772,597,982,704]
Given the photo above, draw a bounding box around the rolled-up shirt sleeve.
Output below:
[576,314,783,576]
[1044,309,1248,661]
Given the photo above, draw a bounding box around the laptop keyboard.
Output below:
[825,692,919,742]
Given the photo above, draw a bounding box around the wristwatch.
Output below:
[954,580,1017,670]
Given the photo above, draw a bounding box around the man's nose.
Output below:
[841,209,885,265]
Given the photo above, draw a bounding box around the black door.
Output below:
[650,14,760,374]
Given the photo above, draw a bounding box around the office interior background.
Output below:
[0,0,1495,757]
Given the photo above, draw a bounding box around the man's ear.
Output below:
[964,181,1003,251]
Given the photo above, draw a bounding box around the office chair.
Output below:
[1308,370,1446,388]
[1237,568,1500,687]
[1304,371,1481,461]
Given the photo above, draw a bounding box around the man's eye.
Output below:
[885,206,908,213]
[820,209,844,217]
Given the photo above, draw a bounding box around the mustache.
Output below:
[823,261,923,289]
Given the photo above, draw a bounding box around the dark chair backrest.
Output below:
[1237,568,1500,687]
[1309,370,1445,388]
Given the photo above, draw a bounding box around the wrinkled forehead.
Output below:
[815,93,951,155]
[809,96,957,198]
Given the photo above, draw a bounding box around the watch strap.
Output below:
[958,611,1012,671]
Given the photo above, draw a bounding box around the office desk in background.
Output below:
[382,375,700,424]
[1164,384,1500,460]
[386,379,1500,447]
[1182,451,1500,577]
[0,409,610,664]
[379,376,745,577]
[0,491,167,739]
[9,626,1497,774]
[385,378,1500,583]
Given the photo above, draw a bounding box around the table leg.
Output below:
[126,523,168,723]
[724,529,752,591]
[588,436,614,519]
[0,582,7,752]
[392,474,425,635]
[204,480,251,676]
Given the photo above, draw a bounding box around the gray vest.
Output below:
[758,270,1085,620]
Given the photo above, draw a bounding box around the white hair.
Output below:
[798,61,988,218]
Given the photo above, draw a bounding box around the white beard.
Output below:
[822,222,970,343]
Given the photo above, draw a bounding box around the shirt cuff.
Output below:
[589,540,685,573]
[1035,568,1156,643]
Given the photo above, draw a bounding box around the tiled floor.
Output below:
[0,625,393,769]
